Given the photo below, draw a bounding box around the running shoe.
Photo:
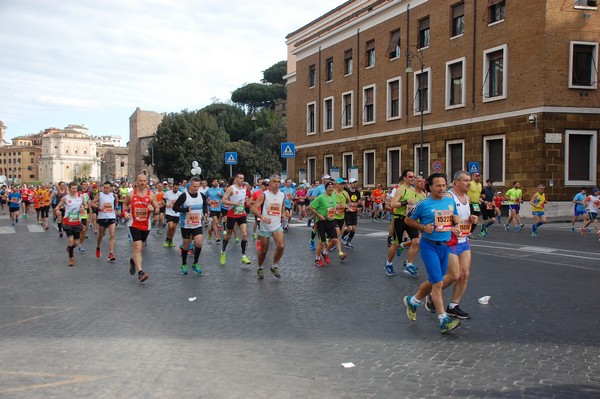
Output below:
[164,240,170,247]
[68,257,75,267]
[180,264,188,275]
[571,227,575,232]
[129,258,136,275]
[322,252,330,264]
[169,241,176,248]
[108,253,116,262]
[269,266,281,278]
[439,315,461,334]
[446,305,470,319]
[235,237,240,244]
[95,247,101,258]
[581,228,586,236]
[384,262,396,276]
[59,232,63,238]
[338,252,348,261]
[257,268,264,279]
[504,224,509,231]
[15,217,19,224]
[519,223,525,229]
[157,229,162,235]
[396,243,404,257]
[255,240,261,252]
[515,226,522,232]
[192,263,202,275]
[215,238,221,244]
[23,214,27,219]
[309,240,316,251]
[344,241,354,248]
[341,236,348,245]
[78,246,86,253]
[138,271,149,282]
[314,257,325,267]
[241,255,252,265]
[403,262,419,278]
[403,296,418,321]
[531,231,538,237]
[252,233,258,240]
[424,295,435,314]
[219,251,226,265]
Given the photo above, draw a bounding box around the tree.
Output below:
[262,60,287,85]
[201,102,247,142]
[145,110,229,181]
[231,83,285,113]
[225,140,283,180]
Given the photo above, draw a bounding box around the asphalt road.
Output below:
[0,212,599,398]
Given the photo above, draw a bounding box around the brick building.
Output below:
[128,107,165,180]
[285,0,600,201]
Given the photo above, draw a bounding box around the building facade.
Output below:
[0,145,41,184]
[128,107,165,179]
[285,0,600,201]
[101,147,129,182]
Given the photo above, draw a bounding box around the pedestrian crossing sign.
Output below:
[468,162,480,174]
[281,142,295,158]
[225,152,238,165]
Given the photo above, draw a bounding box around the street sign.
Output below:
[468,162,480,174]
[432,160,442,172]
[280,142,295,158]
[225,152,238,165]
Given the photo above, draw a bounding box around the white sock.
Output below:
[438,313,447,322]
[448,302,458,309]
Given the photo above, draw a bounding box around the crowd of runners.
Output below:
[2,170,599,333]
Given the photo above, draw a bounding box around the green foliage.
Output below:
[225,140,283,179]
[262,60,287,85]
[231,83,285,112]
[200,103,247,142]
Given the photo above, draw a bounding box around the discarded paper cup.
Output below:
[478,296,491,305]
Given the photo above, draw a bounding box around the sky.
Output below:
[0,0,341,142]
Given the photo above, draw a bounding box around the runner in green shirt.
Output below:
[504,181,524,232]
[308,181,339,267]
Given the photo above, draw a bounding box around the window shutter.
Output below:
[387,30,401,54]
[452,2,464,18]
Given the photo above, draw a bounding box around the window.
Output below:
[413,68,431,114]
[565,130,597,185]
[366,40,375,68]
[342,91,354,128]
[363,150,375,186]
[483,135,505,185]
[388,29,401,60]
[324,155,334,176]
[307,157,316,184]
[74,148,78,155]
[414,144,430,177]
[446,58,466,109]
[65,147,69,154]
[488,0,505,24]
[483,45,507,102]
[342,152,353,178]
[325,57,334,82]
[446,140,464,179]
[387,147,401,186]
[344,50,353,75]
[418,17,430,49]
[574,0,598,8]
[451,2,464,37]
[306,102,316,134]
[309,65,316,87]
[387,77,401,120]
[363,85,376,124]
[323,97,334,132]
[569,42,598,89]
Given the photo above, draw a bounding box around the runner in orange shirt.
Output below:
[371,184,385,221]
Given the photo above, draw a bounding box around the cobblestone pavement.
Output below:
[0,213,599,398]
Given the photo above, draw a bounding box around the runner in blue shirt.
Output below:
[8,186,22,226]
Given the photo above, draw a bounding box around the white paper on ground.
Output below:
[188,297,197,302]
[478,296,491,305]
[341,362,355,368]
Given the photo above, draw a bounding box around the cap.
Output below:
[261,179,270,186]
[496,191,502,194]
[592,187,599,193]
[473,172,481,176]
[336,177,346,184]
[349,178,358,183]
[163,181,168,184]
[324,181,335,188]
[322,174,331,179]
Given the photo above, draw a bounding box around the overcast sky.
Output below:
[0,0,340,141]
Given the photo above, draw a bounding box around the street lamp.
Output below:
[405,45,425,176]
[148,141,155,178]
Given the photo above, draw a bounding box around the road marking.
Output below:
[0,226,15,234]
[0,306,74,328]
[0,370,103,394]
[27,225,44,232]
[517,246,557,253]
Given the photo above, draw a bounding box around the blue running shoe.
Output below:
[309,240,316,251]
[515,226,522,232]
[440,315,461,334]
[396,243,404,257]
[180,264,188,275]
[403,262,419,278]
[192,263,202,275]
[384,262,396,276]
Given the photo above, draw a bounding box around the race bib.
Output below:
[349,202,358,212]
[335,204,345,215]
[186,212,201,226]
[486,202,493,210]
[472,203,480,212]
[458,220,471,237]
[234,205,245,215]
[434,210,453,232]
[134,207,148,221]
[326,207,335,219]
[267,202,281,216]
[209,200,219,208]
[67,210,80,223]
[103,203,114,213]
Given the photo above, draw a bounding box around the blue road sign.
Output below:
[281,142,295,158]
[468,162,480,174]
[225,152,238,165]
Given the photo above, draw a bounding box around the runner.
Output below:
[19,183,32,219]
[402,172,461,334]
[280,178,295,232]
[250,179,269,251]
[251,175,285,279]
[154,182,166,235]
[479,179,497,237]
[371,184,385,221]
[308,181,339,267]
[163,181,182,248]
[123,174,161,283]
[91,181,118,261]
[530,184,548,237]
[38,182,52,230]
[52,181,68,237]
[77,181,93,253]
[8,185,21,226]
[340,177,362,248]
[57,182,88,266]
[220,173,251,266]
[333,178,349,261]
[467,172,483,236]
[0,184,8,214]
[571,187,589,232]
[581,187,600,235]
[385,170,423,277]
[308,174,331,250]
[504,181,524,232]
[295,183,308,221]
[205,178,224,244]
[172,177,207,275]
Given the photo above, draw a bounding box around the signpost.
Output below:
[432,160,442,172]
[468,162,480,175]
[225,152,238,178]
[280,142,295,181]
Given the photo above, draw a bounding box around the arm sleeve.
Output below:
[172,193,188,213]
[201,193,208,215]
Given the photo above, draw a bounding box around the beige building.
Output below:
[128,107,165,179]
[285,0,600,202]
[0,145,41,184]
[101,147,129,182]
